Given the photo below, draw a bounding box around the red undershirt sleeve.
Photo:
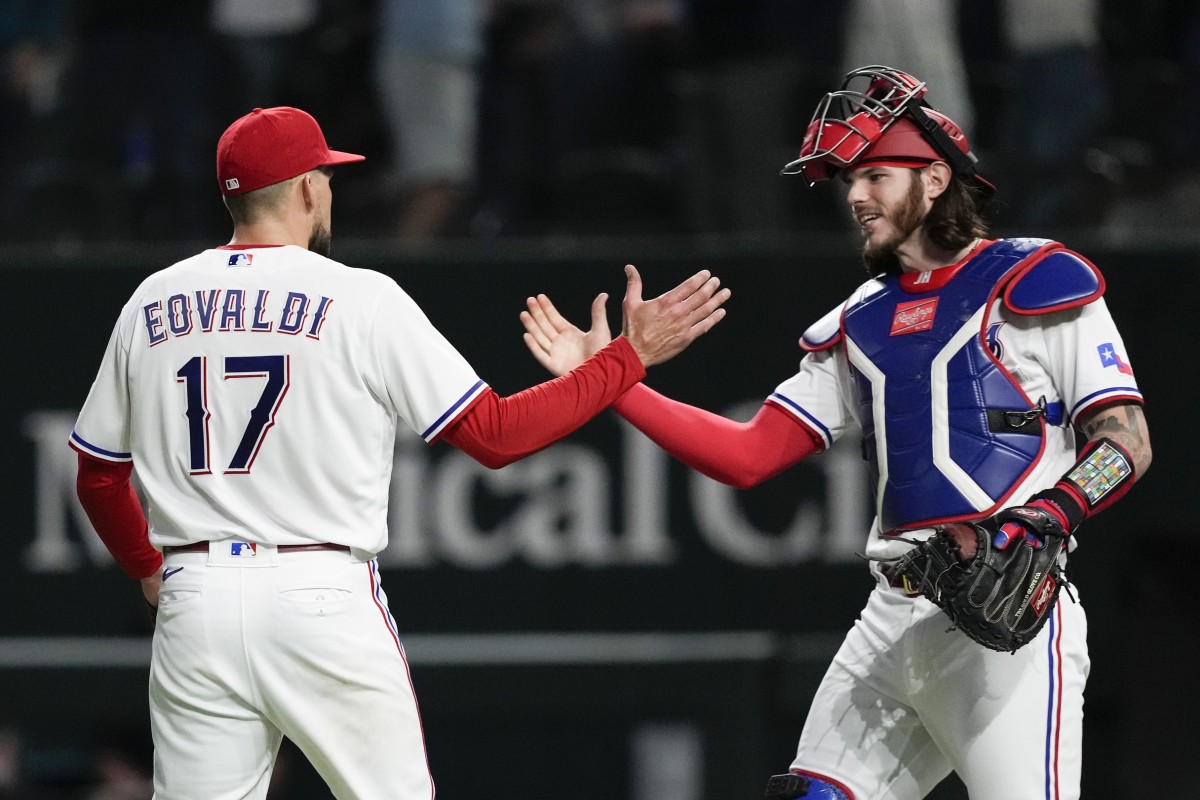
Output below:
[610,383,823,488]
[75,453,161,580]
[440,336,647,468]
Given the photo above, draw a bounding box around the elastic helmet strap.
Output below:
[902,101,980,180]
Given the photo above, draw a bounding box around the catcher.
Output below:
[520,65,1151,800]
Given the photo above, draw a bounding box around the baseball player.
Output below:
[521,66,1151,800]
[68,105,729,800]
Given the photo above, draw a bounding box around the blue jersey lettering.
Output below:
[279,292,309,335]
[139,288,332,346]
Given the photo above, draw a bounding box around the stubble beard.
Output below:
[861,173,926,276]
[309,219,332,258]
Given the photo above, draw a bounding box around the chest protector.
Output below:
[841,238,1094,532]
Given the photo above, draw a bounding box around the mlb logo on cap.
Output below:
[230,542,258,557]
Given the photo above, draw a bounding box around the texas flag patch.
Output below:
[1097,343,1133,375]
[229,542,258,557]
[227,253,254,267]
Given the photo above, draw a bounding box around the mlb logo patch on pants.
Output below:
[205,541,279,567]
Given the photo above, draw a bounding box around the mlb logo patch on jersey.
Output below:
[890,297,938,336]
[1097,343,1132,375]
[227,253,254,267]
[229,542,258,557]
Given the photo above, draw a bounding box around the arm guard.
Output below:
[1028,437,1137,533]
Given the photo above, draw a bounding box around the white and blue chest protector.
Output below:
[840,238,1100,533]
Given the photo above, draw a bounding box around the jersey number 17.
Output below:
[175,354,290,475]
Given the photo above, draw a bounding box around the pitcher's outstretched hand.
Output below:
[620,265,728,366]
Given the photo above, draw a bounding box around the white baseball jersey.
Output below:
[70,245,486,554]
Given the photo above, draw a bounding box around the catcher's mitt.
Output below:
[883,506,1070,652]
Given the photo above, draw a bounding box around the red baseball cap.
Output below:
[216,106,365,195]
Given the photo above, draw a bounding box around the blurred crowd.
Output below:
[2,0,1198,247]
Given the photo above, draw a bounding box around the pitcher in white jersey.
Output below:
[520,66,1151,800]
[69,105,730,800]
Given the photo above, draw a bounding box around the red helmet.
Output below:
[781,65,994,195]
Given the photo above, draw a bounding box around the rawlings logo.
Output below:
[890,298,938,335]
[1029,573,1057,618]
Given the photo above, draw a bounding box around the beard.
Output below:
[861,172,926,276]
[309,219,332,258]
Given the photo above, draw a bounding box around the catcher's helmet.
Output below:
[782,65,994,195]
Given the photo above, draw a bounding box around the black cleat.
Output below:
[764,773,810,799]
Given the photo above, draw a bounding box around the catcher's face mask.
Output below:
[782,64,994,195]
[781,65,927,182]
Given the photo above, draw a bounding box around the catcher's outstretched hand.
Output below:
[620,264,729,367]
[521,292,611,377]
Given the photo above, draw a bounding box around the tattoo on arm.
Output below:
[1081,406,1143,443]
[1079,404,1151,473]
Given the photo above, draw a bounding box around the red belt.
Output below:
[164,542,350,554]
